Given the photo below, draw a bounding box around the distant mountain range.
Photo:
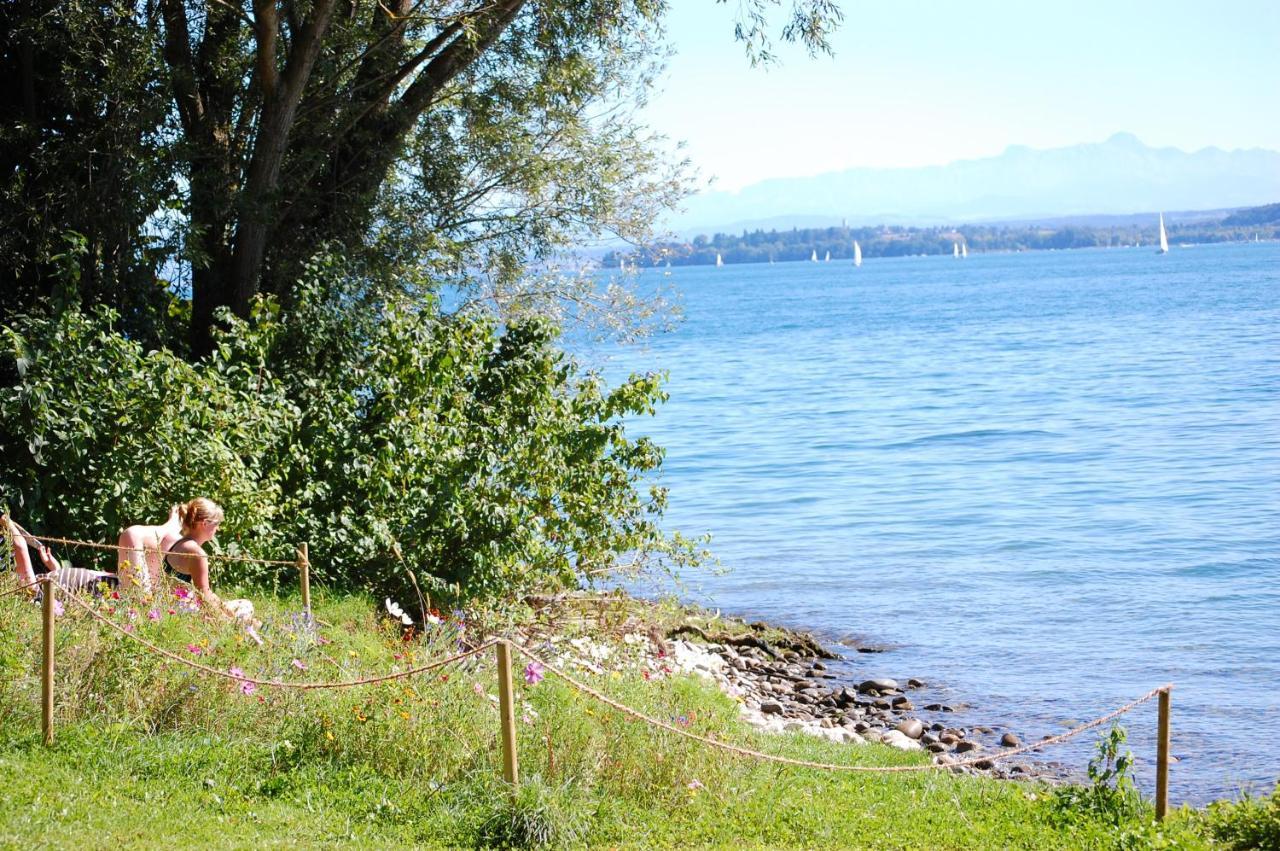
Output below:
[669,133,1280,235]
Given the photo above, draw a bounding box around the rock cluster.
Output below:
[664,637,1059,782]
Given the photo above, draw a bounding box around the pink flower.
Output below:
[239,680,257,696]
[228,666,245,679]
[523,662,545,686]
[291,659,307,671]
[52,599,65,617]
[473,682,486,696]
[186,644,203,655]
[173,586,190,600]
[687,779,704,792]
[147,609,161,621]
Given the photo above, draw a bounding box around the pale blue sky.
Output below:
[643,1,1280,190]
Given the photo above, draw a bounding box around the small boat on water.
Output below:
[716,252,724,267]
[811,249,818,262]
[961,242,968,259]
[824,250,831,262]
[1157,213,1169,254]
[853,240,862,267]
[953,242,960,258]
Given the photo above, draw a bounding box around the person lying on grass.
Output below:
[156,498,263,643]
[4,514,117,596]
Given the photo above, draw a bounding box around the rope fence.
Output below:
[511,642,1168,773]
[0,578,45,600]
[10,530,298,567]
[9,572,1176,820]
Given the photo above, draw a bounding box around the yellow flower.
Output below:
[325,731,335,741]
[399,711,411,720]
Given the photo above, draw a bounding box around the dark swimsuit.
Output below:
[164,537,194,584]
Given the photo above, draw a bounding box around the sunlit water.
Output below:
[590,242,1280,804]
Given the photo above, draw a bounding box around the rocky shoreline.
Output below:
[663,634,1069,783]
[528,593,1075,784]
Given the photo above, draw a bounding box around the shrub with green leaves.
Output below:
[0,270,701,608]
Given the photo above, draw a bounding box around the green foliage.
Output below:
[1203,784,1280,849]
[1053,725,1146,827]
[475,776,587,848]
[0,306,294,569]
[0,276,699,605]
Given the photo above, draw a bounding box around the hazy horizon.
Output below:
[643,0,1280,193]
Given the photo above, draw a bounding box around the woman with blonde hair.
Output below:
[158,498,238,615]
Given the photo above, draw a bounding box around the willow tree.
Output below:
[2,0,841,355]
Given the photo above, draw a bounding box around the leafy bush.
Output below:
[1203,784,1280,850]
[0,267,701,608]
[1053,725,1146,827]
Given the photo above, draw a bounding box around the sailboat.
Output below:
[953,242,960,259]
[1156,213,1169,254]
[853,240,862,267]
[810,249,818,262]
[961,243,968,259]
[715,252,724,267]
[824,251,831,262]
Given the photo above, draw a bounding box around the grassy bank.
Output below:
[0,585,1270,848]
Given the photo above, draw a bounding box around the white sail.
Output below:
[716,252,724,267]
[824,250,831,262]
[853,240,862,267]
[961,242,968,259]
[953,242,960,258]
[811,249,818,262]
[1157,213,1169,254]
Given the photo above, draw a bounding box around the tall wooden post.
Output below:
[41,576,55,746]
[1156,686,1172,820]
[297,543,311,622]
[496,640,519,789]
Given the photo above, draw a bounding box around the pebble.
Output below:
[881,730,923,751]
[895,718,925,739]
[1001,732,1021,748]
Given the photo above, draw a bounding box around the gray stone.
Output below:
[1001,732,1021,748]
[858,678,899,694]
[895,718,925,739]
[954,740,981,754]
[759,701,784,715]
[881,730,923,751]
[907,678,926,688]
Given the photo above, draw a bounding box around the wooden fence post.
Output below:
[496,640,519,789]
[1156,686,1172,820]
[42,576,55,746]
[297,543,311,622]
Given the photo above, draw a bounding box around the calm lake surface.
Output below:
[595,242,1279,804]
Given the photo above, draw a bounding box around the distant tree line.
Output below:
[606,210,1280,268]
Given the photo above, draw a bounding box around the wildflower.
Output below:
[291,658,307,671]
[52,599,65,617]
[147,609,161,622]
[642,669,651,681]
[687,779,704,795]
[167,609,176,615]
[399,711,411,720]
[384,598,413,626]
[523,661,545,686]
[126,608,139,620]
[111,590,121,600]
[229,666,245,679]
[325,731,335,742]
[240,680,256,696]
[173,586,190,600]
[425,609,442,625]
[186,644,203,655]
[123,624,136,633]
[473,682,486,696]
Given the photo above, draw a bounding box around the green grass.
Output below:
[0,584,1259,848]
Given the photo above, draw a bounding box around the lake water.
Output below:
[596,242,1280,804]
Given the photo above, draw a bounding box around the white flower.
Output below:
[384,597,413,626]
